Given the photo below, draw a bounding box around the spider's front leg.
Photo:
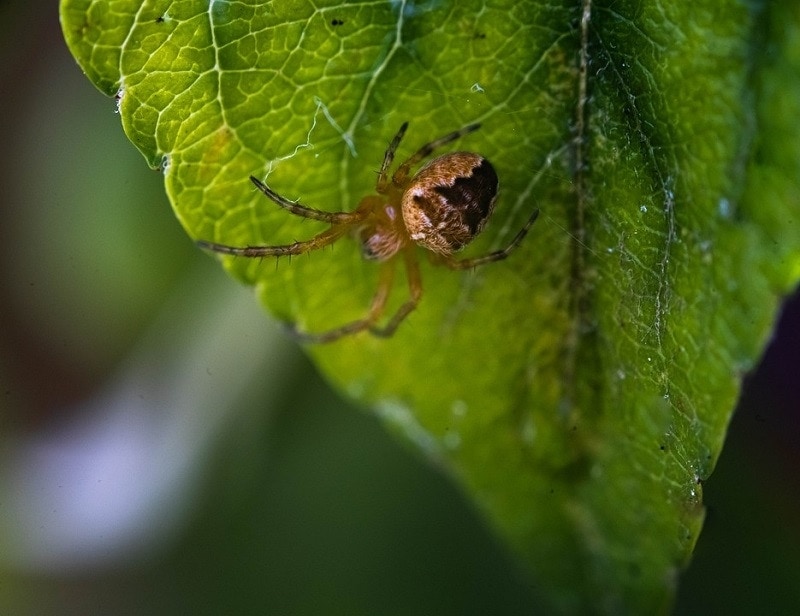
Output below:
[369,249,422,338]
[284,259,398,343]
[197,224,351,258]
[250,176,364,224]
[197,177,369,257]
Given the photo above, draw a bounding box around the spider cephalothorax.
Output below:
[198,122,539,343]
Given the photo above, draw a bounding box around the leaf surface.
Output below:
[61,0,800,611]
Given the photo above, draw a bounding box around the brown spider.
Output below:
[198,122,539,343]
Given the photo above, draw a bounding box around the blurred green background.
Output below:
[1,3,798,614]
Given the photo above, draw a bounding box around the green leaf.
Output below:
[61,0,800,612]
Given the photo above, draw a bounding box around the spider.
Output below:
[197,122,539,343]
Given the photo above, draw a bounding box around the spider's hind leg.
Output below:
[376,122,409,193]
[442,208,540,270]
[391,122,481,187]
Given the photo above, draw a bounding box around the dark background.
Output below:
[1,3,798,613]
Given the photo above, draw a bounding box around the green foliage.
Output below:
[60,0,800,612]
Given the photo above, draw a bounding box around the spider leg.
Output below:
[197,223,351,257]
[376,122,409,194]
[285,259,397,343]
[370,249,422,338]
[250,176,365,224]
[442,208,540,270]
[391,122,481,187]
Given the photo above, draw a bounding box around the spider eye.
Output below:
[359,225,404,261]
[402,153,498,255]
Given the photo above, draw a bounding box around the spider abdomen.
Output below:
[401,152,499,255]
